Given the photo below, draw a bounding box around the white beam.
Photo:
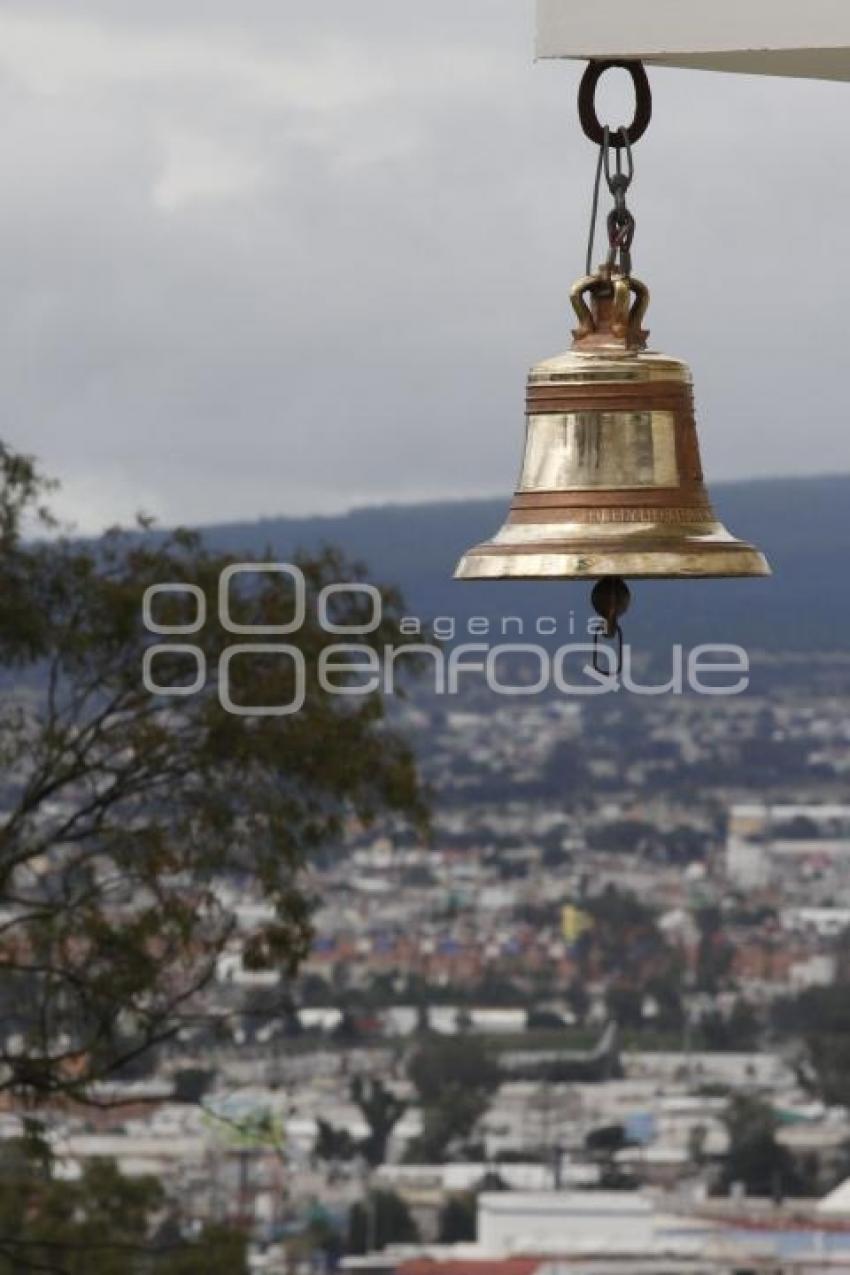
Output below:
[536,0,850,81]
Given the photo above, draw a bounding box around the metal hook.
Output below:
[592,624,624,677]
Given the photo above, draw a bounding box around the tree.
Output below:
[585,1123,628,1156]
[718,1095,809,1200]
[332,1010,363,1044]
[800,1034,850,1109]
[476,1170,507,1191]
[0,442,426,1100]
[645,975,684,1031]
[688,1122,708,1168]
[408,1034,501,1109]
[584,1123,634,1190]
[288,1203,342,1270]
[661,825,710,864]
[0,1145,248,1274]
[352,1076,407,1167]
[438,1193,476,1242]
[774,978,850,1108]
[314,1118,358,1163]
[314,1077,407,1168]
[581,887,677,988]
[406,1035,500,1162]
[695,907,734,992]
[346,1190,418,1254]
[700,999,759,1052]
[412,1091,489,1165]
[158,1225,248,1275]
[566,980,590,1026]
[605,985,643,1031]
[586,820,655,856]
[172,1067,215,1104]
[527,1008,567,1031]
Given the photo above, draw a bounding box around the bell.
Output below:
[455,267,770,593]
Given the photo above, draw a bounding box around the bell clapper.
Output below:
[590,576,631,676]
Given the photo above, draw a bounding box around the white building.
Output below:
[478,1191,655,1254]
[725,837,770,890]
[781,907,850,939]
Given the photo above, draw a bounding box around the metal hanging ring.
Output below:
[578,60,652,148]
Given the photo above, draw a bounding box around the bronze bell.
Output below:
[455,267,770,593]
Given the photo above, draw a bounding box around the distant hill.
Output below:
[190,474,849,655]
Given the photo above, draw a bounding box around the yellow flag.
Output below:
[562,904,593,942]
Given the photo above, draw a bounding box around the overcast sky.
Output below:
[0,1,848,531]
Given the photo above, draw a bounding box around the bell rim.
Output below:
[454,545,772,581]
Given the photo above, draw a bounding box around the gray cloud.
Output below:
[0,1,846,530]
